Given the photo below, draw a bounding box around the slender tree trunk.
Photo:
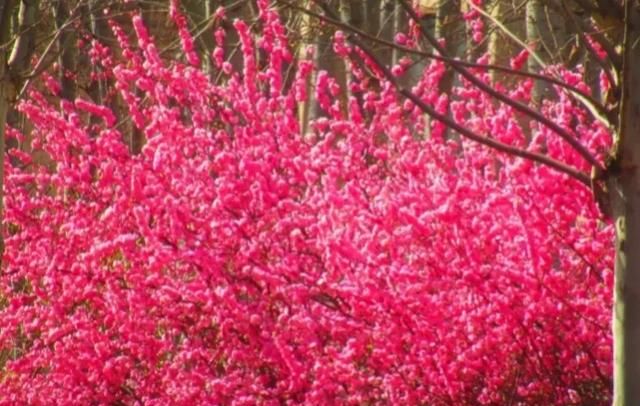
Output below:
[7,0,37,158]
[487,0,505,83]
[308,0,347,121]
[86,0,112,105]
[436,0,460,92]
[364,0,381,38]
[184,0,215,75]
[526,0,571,103]
[610,3,640,405]
[487,0,524,85]
[0,1,13,263]
[436,0,461,141]
[0,82,7,264]
[525,0,547,104]
[204,0,215,75]
[463,0,486,61]
[0,0,38,263]
[53,1,76,101]
[392,2,407,66]
[379,0,395,65]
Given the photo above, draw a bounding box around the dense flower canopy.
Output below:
[0,1,613,404]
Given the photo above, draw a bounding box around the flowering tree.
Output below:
[0,0,621,404]
[300,1,636,404]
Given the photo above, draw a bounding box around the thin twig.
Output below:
[396,0,603,172]
[339,29,591,186]
[369,46,589,185]
[277,0,612,130]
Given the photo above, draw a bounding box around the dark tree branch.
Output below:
[297,0,591,185]
[287,0,604,173]
[352,39,591,186]
[277,0,612,128]
[396,0,603,172]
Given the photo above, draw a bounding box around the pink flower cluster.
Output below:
[0,1,612,404]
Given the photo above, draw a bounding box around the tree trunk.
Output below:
[53,1,76,101]
[487,0,506,83]
[184,0,215,75]
[364,0,381,38]
[0,0,38,263]
[436,0,461,92]
[487,0,525,85]
[0,83,7,264]
[436,0,461,141]
[392,2,407,67]
[308,0,347,122]
[611,3,640,405]
[7,0,37,157]
[86,0,112,105]
[379,0,396,65]
[0,1,14,264]
[525,0,547,104]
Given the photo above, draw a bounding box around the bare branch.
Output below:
[282,0,609,165]
[300,0,591,186]
[396,0,603,172]
[277,0,612,129]
[358,42,590,186]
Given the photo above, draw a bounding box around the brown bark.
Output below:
[53,0,77,101]
[610,3,640,405]
[436,0,462,141]
[525,0,547,104]
[0,0,39,264]
[436,0,461,92]
[487,0,525,85]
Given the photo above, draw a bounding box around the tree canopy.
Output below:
[0,0,632,404]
